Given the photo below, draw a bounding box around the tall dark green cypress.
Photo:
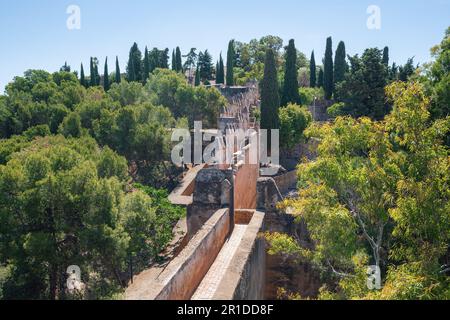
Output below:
[382,46,389,66]
[260,49,280,130]
[216,61,219,81]
[80,63,86,87]
[143,47,150,84]
[323,37,334,100]
[172,50,176,71]
[226,40,235,86]
[94,62,100,85]
[194,66,200,86]
[104,57,110,91]
[318,68,324,88]
[281,39,301,106]
[217,53,225,84]
[309,51,316,88]
[89,57,96,87]
[115,56,121,83]
[176,47,183,72]
[334,41,347,85]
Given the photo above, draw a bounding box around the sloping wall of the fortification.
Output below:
[212,211,266,300]
[126,209,231,300]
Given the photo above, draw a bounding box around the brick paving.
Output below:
[191,224,247,300]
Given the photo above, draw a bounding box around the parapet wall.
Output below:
[212,211,266,300]
[130,209,231,300]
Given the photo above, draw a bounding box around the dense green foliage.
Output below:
[272,81,450,300]
[279,104,312,148]
[426,27,450,119]
[334,48,388,120]
[233,35,308,86]
[0,135,184,299]
[0,60,227,299]
[299,87,324,106]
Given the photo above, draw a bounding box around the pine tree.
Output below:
[60,62,71,72]
[318,68,324,88]
[172,50,176,71]
[281,39,301,106]
[260,49,280,130]
[198,50,213,81]
[127,42,143,82]
[160,49,170,69]
[80,63,86,87]
[143,47,150,84]
[90,57,96,87]
[194,66,200,86]
[217,53,225,84]
[176,47,183,72]
[323,37,334,100]
[104,57,110,91]
[309,51,316,88]
[382,46,389,66]
[334,41,348,85]
[115,56,121,83]
[226,40,235,86]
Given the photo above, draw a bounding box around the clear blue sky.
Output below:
[0,0,449,91]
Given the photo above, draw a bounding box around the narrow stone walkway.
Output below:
[191,224,247,300]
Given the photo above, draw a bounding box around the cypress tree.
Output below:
[323,37,334,100]
[143,47,150,84]
[89,57,96,87]
[126,42,143,82]
[194,66,200,86]
[318,68,324,88]
[80,63,86,87]
[115,56,121,83]
[226,40,235,86]
[217,53,225,84]
[281,39,301,106]
[382,46,389,66]
[309,51,316,88]
[260,49,280,131]
[176,47,183,72]
[334,41,347,85]
[94,62,100,85]
[104,57,110,91]
[129,59,136,82]
[216,61,219,82]
[172,50,176,71]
